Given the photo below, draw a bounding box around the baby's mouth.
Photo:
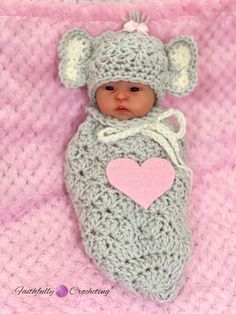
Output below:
[116,105,130,112]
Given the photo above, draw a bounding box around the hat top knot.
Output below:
[123,11,150,35]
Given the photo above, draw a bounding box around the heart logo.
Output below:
[106,158,175,210]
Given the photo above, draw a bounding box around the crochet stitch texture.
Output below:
[59,12,197,302]
[1,0,236,312]
[64,105,192,302]
[58,17,197,106]
[87,31,169,105]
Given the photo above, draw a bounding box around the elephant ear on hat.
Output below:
[58,28,92,88]
[165,36,198,96]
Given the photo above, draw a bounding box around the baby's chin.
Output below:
[110,111,138,120]
[98,106,154,120]
[97,108,135,120]
[109,110,153,120]
[108,108,154,120]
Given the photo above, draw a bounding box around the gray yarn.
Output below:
[59,12,197,302]
[64,104,192,302]
[58,15,198,106]
[87,31,168,106]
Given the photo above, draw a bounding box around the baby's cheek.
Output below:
[97,99,113,114]
[134,103,154,116]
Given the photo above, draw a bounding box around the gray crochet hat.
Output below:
[58,12,198,106]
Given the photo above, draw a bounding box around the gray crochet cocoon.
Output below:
[64,106,192,302]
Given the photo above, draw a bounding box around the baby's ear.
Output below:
[58,28,93,88]
[165,36,198,96]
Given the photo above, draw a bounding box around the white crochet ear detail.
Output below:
[58,29,92,88]
[165,36,198,96]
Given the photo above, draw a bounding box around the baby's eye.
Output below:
[105,86,114,91]
[130,87,140,92]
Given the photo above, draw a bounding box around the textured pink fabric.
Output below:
[0,0,235,313]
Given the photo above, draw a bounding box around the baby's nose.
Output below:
[115,90,127,100]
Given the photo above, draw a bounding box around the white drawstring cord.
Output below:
[97,109,192,182]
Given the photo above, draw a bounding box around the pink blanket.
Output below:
[1,0,235,312]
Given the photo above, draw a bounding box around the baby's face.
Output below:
[96,81,156,120]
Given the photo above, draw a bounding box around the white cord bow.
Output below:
[97,109,192,181]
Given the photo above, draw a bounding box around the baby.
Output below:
[96,81,156,120]
[58,12,197,302]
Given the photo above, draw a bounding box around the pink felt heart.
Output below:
[106,158,175,210]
